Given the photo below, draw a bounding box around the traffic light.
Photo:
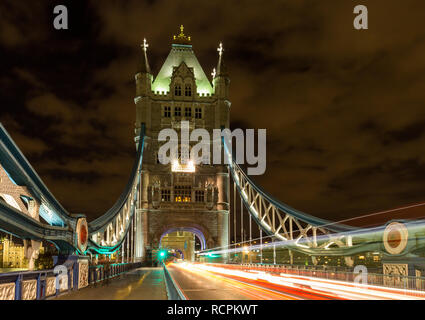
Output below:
[158,249,168,260]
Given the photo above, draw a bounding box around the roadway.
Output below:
[167,263,338,300]
[167,262,425,300]
[53,263,425,300]
[55,267,167,300]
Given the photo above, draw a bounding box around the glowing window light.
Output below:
[172,159,195,173]
[175,196,191,203]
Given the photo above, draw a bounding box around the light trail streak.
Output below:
[171,263,301,300]
[177,263,425,300]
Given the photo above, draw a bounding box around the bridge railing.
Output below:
[0,263,77,300]
[88,262,142,284]
[162,263,186,300]
[0,261,142,300]
[207,263,425,297]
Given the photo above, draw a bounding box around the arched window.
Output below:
[185,84,192,96]
[175,85,182,96]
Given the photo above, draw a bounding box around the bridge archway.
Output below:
[160,227,206,251]
[159,226,208,262]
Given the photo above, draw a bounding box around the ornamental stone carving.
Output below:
[78,261,89,289]
[0,283,15,300]
[383,263,409,287]
[22,279,37,300]
[46,277,56,297]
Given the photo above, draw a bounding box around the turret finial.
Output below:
[173,25,191,45]
[217,42,224,56]
[142,38,149,52]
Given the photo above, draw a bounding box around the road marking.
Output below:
[114,270,151,300]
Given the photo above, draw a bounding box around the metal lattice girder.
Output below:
[222,138,395,256]
[87,124,146,254]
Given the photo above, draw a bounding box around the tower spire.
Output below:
[216,42,228,77]
[172,25,191,45]
[139,38,151,74]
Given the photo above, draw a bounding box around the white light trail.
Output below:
[176,263,425,300]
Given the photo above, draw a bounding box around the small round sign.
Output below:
[383,222,408,255]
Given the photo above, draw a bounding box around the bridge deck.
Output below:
[167,263,335,300]
[55,267,167,300]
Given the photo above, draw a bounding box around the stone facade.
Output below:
[0,164,40,220]
[134,31,230,260]
[161,231,196,261]
[78,261,89,289]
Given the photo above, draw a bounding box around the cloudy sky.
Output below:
[1,0,425,223]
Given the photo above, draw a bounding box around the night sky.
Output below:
[1,1,425,223]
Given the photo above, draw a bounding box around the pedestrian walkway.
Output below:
[55,267,167,300]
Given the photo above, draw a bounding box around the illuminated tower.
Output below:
[134,26,230,262]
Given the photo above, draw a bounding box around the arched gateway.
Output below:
[132,26,230,263]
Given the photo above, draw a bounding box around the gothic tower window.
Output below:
[195,107,202,119]
[175,84,182,96]
[174,185,191,202]
[185,107,192,118]
[195,190,205,202]
[174,106,181,117]
[163,106,171,118]
[161,189,171,202]
[185,84,192,96]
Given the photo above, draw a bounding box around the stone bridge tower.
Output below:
[133,26,230,262]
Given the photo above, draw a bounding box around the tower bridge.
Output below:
[1,26,425,300]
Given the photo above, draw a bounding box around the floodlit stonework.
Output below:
[78,261,89,289]
[21,279,37,300]
[46,276,56,297]
[0,165,40,220]
[134,28,230,261]
[0,283,15,300]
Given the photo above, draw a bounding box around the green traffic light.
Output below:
[158,250,167,260]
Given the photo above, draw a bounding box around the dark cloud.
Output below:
[1,0,425,222]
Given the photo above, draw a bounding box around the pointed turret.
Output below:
[213,42,231,129]
[135,38,153,147]
[151,26,213,95]
[213,42,230,101]
[135,38,153,97]
[216,42,228,77]
[139,38,151,74]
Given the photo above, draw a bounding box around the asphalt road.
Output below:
[167,263,335,300]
